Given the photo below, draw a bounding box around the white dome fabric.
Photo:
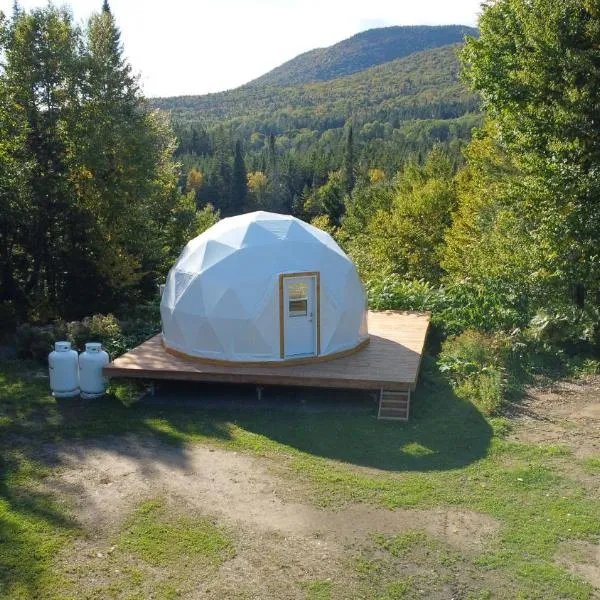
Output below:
[161,211,368,362]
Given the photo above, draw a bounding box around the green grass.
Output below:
[1,358,599,598]
[119,499,234,567]
[304,579,333,600]
[580,456,600,474]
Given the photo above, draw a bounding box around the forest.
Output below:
[1,0,599,414]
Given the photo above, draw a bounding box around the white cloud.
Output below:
[1,0,481,97]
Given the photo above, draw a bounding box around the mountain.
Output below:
[152,25,481,185]
[246,25,478,88]
[154,43,479,136]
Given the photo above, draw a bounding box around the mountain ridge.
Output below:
[244,24,478,89]
[152,24,478,103]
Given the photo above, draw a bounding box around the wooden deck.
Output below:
[104,311,429,392]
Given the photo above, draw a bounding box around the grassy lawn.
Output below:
[0,358,599,599]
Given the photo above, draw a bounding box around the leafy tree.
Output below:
[462,0,600,306]
[0,5,187,320]
[442,127,546,320]
[303,171,345,225]
[347,148,457,281]
[247,171,268,209]
[164,193,219,268]
[2,6,82,319]
[185,167,205,196]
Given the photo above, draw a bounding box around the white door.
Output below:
[283,275,317,357]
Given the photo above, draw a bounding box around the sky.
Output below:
[0,0,483,97]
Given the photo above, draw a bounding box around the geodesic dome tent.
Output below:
[160,211,368,363]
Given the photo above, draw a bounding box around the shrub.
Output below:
[366,276,531,340]
[12,303,161,364]
[439,330,509,415]
[526,307,600,350]
[15,323,56,362]
[120,301,162,352]
[366,276,445,312]
[67,314,123,356]
[440,279,530,335]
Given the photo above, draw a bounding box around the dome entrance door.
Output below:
[280,273,320,359]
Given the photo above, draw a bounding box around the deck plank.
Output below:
[104,311,429,391]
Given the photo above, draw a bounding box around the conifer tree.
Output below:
[231,140,248,215]
[343,123,355,194]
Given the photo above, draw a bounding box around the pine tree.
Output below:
[343,123,355,194]
[76,6,179,308]
[231,140,248,215]
[267,133,280,208]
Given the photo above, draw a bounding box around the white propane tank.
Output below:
[79,342,110,399]
[49,341,79,398]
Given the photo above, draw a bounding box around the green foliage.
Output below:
[14,302,161,362]
[462,0,600,309]
[366,277,444,313]
[366,274,529,338]
[65,314,122,356]
[439,330,508,414]
[526,307,600,349]
[14,324,57,362]
[0,5,204,322]
[303,170,345,224]
[350,148,457,281]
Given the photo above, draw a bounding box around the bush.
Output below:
[366,276,531,339]
[525,307,600,350]
[15,323,56,362]
[438,330,509,415]
[13,303,162,364]
[366,276,445,312]
[120,301,162,352]
[67,314,123,357]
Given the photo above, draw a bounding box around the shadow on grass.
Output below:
[131,356,493,472]
[0,356,493,596]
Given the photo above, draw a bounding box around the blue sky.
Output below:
[1,0,482,97]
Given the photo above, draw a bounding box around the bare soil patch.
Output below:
[47,435,498,550]
[45,435,498,598]
[555,540,600,590]
[509,376,600,458]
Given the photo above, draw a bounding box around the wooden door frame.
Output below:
[279,272,321,359]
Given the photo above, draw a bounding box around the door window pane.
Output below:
[289,299,307,317]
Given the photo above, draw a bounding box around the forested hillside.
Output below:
[155,44,477,131]
[153,39,481,218]
[240,25,477,87]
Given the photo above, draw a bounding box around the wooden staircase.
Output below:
[377,388,411,421]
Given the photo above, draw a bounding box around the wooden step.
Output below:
[378,388,411,421]
[379,400,409,409]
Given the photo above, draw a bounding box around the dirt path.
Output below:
[46,435,498,598]
[48,435,497,548]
